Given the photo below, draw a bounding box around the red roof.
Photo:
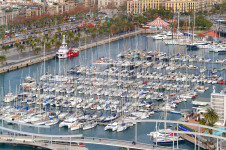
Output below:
[197,34,206,37]
[203,31,219,37]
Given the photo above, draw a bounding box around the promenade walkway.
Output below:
[0,125,170,150]
[0,29,157,74]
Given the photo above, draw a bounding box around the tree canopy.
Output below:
[195,15,213,28]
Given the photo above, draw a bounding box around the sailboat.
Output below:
[3,80,16,103]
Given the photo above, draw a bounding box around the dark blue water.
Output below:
[0,34,225,150]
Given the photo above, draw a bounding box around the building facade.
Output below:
[85,0,97,7]
[127,0,159,14]
[211,89,226,126]
[127,0,218,14]
[0,9,6,26]
[98,0,126,10]
[165,0,199,13]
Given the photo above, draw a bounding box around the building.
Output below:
[85,0,97,7]
[165,0,199,13]
[0,9,6,26]
[127,0,159,14]
[98,0,126,10]
[211,88,226,126]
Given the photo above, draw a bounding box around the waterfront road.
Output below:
[0,134,170,150]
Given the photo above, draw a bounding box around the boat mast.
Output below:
[44,43,46,75]
[188,16,190,43]
[192,9,195,44]
[177,6,180,41]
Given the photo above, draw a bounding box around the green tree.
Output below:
[1,33,5,41]
[35,38,41,44]
[30,40,36,51]
[55,41,61,48]
[57,27,61,33]
[18,44,25,53]
[45,42,52,50]
[2,45,10,53]
[22,29,27,39]
[66,39,70,45]
[48,29,52,36]
[195,15,213,29]
[14,42,20,53]
[43,35,50,42]
[204,108,219,124]
[199,118,206,125]
[34,47,41,54]
[74,36,79,43]
[0,55,6,64]
[68,31,75,42]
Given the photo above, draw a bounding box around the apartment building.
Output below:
[98,0,126,10]
[0,9,6,26]
[165,0,199,13]
[211,89,226,126]
[127,0,159,14]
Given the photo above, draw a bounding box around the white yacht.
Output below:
[151,34,167,40]
[59,116,77,128]
[3,93,16,103]
[45,118,59,126]
[70,122,84,131]
[104,122,118,131]
[83,122,97,130]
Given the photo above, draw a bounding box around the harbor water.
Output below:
[0,34,225,150]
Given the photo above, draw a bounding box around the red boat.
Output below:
[56,35,79,59]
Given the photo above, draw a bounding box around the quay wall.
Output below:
[0,30,157,74]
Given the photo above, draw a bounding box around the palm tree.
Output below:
[205,121,215,135]
[18,44,25,53]
[57,27,61,33]
[0,55,6,64]
[32,29,36,35]
[2,45,10,53]
[25,39,31,47]
[74,36,79,43]
[35,38,41,44]
[30,40,36,51]
[54,33,59,40]
[66,39,70,46]
[204,108,219,124]
[82,37,88,42]
[14,42,20,53]
[48,29,52,36]
[45,42,52,50]
[43,35,50,42]
[38,31,42,38]
[77,31,81,38]
[55,41,61,49]
[34,47,42,54]
[41,41,45,47]
[68,31,75,42]
[1,34,5,42]
[22,29,27,39]
[50,38,56,45]
[199,118,206,125]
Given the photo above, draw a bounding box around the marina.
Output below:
[0,32,225,150]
